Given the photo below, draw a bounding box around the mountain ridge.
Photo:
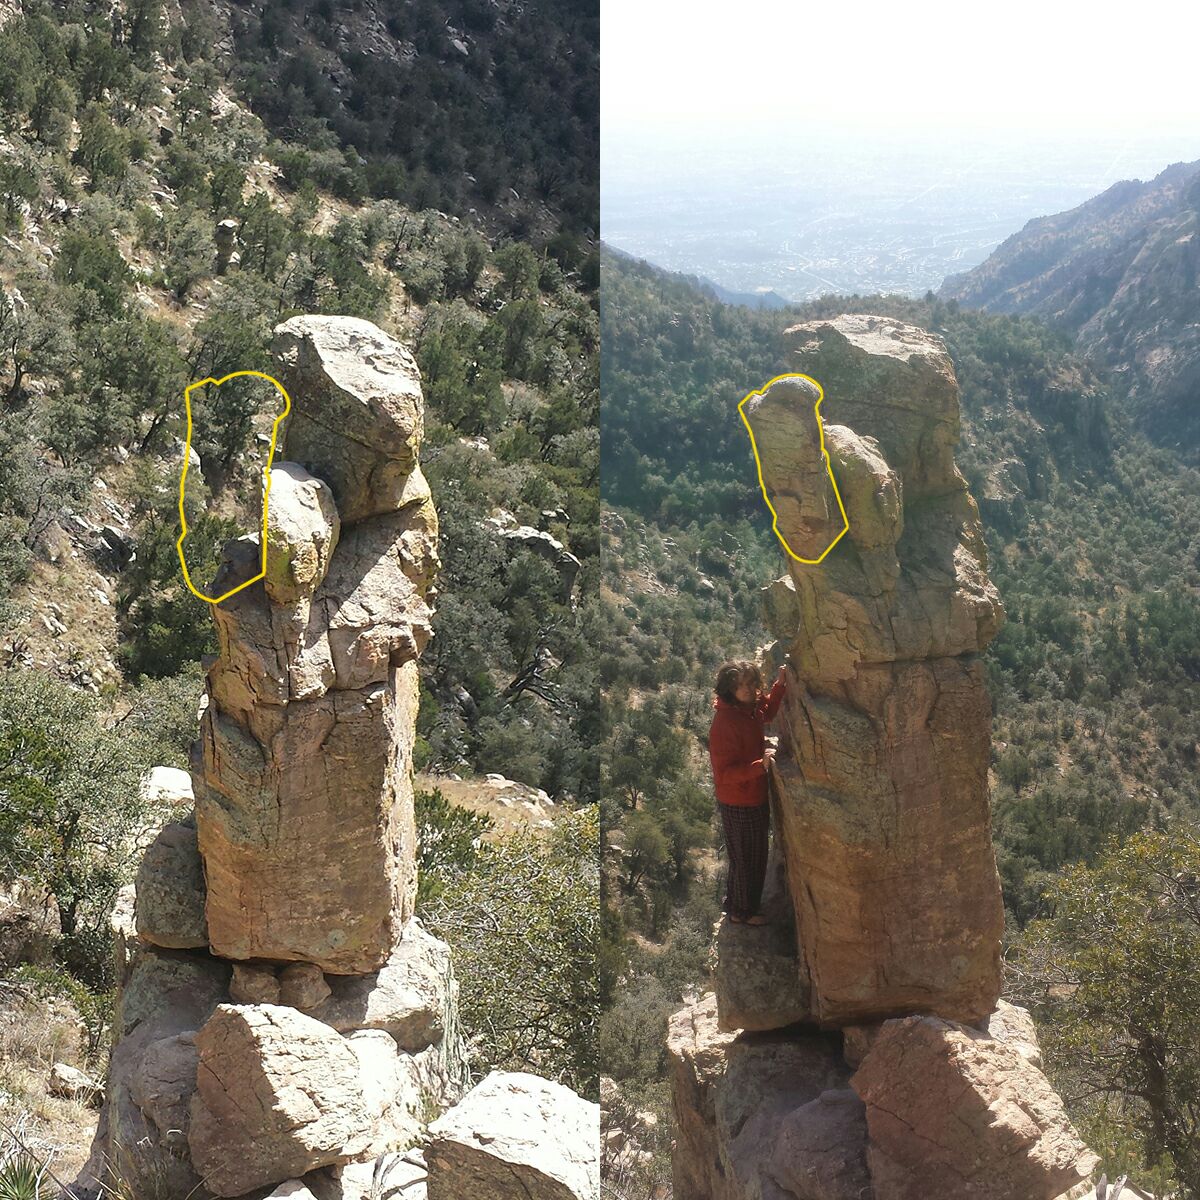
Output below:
[939,156,1200,446]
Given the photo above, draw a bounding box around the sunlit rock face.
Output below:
[768,315,1006,1028]
[668,314,1096,1200]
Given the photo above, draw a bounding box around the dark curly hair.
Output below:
[714,660,763,703]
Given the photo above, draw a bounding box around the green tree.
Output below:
[417,301,505,434]
[29,76,76,148]
[73,103,130,188]
[0,282,74,403]
[0,151,38,227]
[238,192,292,277]
[0,25,38,125]
[425,806,599,1097]
[621,811,670,895]
[125,0,165,64]
[414,787,493,909]
[74,32,127,103]
[492,240,539,300]
[1013,826,1200,1194]
[162,212,215,300]
[209,160,246,217]
[70,312,187,455]
[0,670,161,943]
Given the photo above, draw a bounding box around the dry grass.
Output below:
[13,554,119,692]
[415,771,558,839]
[0,989,99,1187]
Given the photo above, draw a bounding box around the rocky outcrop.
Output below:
[78,317,465,1200]
[272,316,428,525]
[712,840,809,1033]
[852,1016,1098,1200]
[426,1071,600,1200]
[307,919,461,1052]
[501,525,583,604]
[190,333,438,971]
[187,1005,406,1195]
[670,316,1098,1199]
[741,374,848,561]
[193,371,437,970]
[78,946,232,1200]
[668,994,865,1200]
[134,817,207,949]
[746,315,1006,1027]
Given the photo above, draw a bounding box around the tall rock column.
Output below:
[669,315,1098,1200]
[745,316,1006,1027]
[78,317,464,1200]
[193,316,439,974]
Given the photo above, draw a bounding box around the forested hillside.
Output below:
[229,0,599,240]
[940,157,1200,449]
[0,0,598,1169]
[600,245,1200,1193]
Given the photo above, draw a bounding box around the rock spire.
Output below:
[78,317,463,1200]
[669,315,1099,1200]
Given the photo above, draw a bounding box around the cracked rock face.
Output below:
[272,316,426,525]
[188,1004,393,1196]
[766,315,1006,1027]
[851,1016,1099,1200]
[134,817,208,950]
[426,1071,601,1200]
[712,840,810,1033]
[75,945,232,1200]
[667,994,865,1200]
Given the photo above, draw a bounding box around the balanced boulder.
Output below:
[188,1004,394,1196]
[273,316,427,525]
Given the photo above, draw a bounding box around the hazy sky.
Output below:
[603,0,1200,137]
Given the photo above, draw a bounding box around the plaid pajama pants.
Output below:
[719,801,770,919]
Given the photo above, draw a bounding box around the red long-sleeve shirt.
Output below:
[708,677,787,807]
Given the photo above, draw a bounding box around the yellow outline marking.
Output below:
[177,370,292,604]
[738,373,850,564]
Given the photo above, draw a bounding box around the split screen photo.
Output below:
[0,0,1197,1196]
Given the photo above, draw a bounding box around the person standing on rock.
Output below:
[708,660,787,926]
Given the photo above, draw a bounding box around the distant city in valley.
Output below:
[602,123,1200,300]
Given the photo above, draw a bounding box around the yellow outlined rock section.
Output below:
[738,372,850,564]
[177,370,292,604]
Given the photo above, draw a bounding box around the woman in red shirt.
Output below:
[708,660,788,925]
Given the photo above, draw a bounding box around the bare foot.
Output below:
[744,914,769,926]
[727,914,746,924]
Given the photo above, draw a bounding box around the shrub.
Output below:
[425,806,599,1098]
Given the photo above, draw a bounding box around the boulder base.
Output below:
[426,1071,599,1200]
[667,994,863,1200]
[188,1005,392,1197]
[851,1016,1100,1200]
